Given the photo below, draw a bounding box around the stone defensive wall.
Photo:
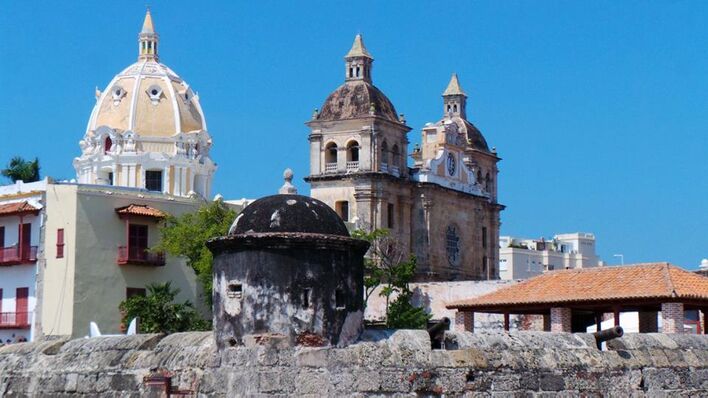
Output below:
[1,331,707,397]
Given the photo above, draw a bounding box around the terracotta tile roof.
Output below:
[447,263,708,310]
[0,201,40,216]
[115,204,166,219]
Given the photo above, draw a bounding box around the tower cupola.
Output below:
[344,34,373,83]
[443,73,467,119]
[138,9,159,62]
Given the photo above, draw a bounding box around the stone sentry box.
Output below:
[207,194,369,349]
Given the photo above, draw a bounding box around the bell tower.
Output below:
[306,35,412,252]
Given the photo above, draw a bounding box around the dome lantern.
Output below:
[344,34,373,83]
[138,9,159,62]
[443,73,467,119]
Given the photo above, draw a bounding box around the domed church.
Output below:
[306,35,504,281]
[74,10,216,198]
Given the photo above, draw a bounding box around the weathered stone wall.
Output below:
[1,331,707,396]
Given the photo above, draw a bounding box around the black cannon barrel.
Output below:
[428,317,451,349]
[593,326,623,349]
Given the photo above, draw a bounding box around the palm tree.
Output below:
[1,157,40,183]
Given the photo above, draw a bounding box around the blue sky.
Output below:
[1,2,706,269]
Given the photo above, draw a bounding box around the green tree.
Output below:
[353,228,431,329]
[118,282,210,333]
[1,157,40,183]
[152,199,236,306]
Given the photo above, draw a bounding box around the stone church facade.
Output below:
[306,35,504,281]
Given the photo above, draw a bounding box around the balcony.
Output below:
[346,161,359,172]
[380,163,389,173]
[117,246,165,266]
[324,162,337,173]
[0,246,38,266]
[0,312,30,329]
[390,165,401,177]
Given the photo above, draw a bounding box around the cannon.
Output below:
[593,326,623,349]
[428,317,451,349]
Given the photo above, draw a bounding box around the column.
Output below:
[661,302,684,333]
[638,311,658,333]
[550,307,572,333]
[454,311,474,333]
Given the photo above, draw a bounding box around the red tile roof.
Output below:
[0,201,40,216]
[115,204,166,219]
[447,263,708,310]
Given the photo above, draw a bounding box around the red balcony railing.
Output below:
[117,246,165,266]
[0,246,38,266]
[0,312,31,329]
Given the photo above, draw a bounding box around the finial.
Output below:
[279,168,298,195]
[398,113,406,124]
[443,73,466,97]
[312,108,319,120]
[369,102,376,115]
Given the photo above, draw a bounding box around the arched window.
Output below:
[380,141,389,167]
[325,142,338,173]
[104,137,112,154]
[346,141,359,162]
[485,173,491,191]
[391,144,400,167]
[453,104,458,113]
[477,169,482,184]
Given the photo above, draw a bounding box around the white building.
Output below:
[0,10,246,340]
[499,232,602,280]
[0,180,45,343]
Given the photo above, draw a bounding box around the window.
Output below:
[0,226,4,247]
[227,283,243,299]
[302,288,311,308]
[335,289,345,309]
[108,172,114,186]
[16,287,28,325]
[325,143,338,164]
[145,170,163,192]
[387,203,395,229]
[391,145,400,167]
[482,227,488,248]
[336,201,349,222]
[482,256,488,276]
[19,223,31,259]
[104,137,112,154]
[446,225,461,266]
[56,229,64,258]
[380,141,389,166]
[346,141,359,162]
[126,288,146,299]
[485,173,491,191]
[128,224,148,260]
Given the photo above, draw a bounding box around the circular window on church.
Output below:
[446,153,456,176]
[446,224,461,266]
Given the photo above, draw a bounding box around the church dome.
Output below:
[315,35,400,124]
[86,11,206,138]
[317,80,399,122]
[230,194,350,237]
[444,117,490,152]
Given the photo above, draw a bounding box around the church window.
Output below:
[346,141,359,163]
[485,173,491,191]
[336,201,349,222]
[356,66,360,77]
[482,256,488,276]
[477,169,482,184]
[325,142,338,166]
[349,67,353,78]
[446,224,461,267]
[302,288,311,308]
[145,170,163,192]
[482,227,488,248]
[104,137,112,154]
[391,145,400,167]
[380,141,389,167]
[387,203,394,229]
[447,105,452,113]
